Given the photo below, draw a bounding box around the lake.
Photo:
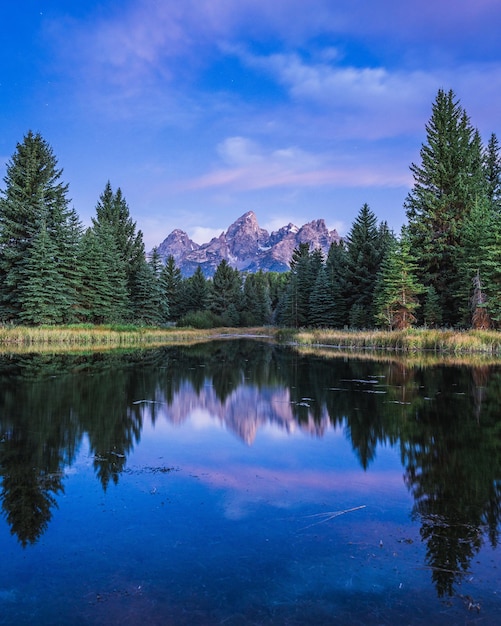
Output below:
[0,339,500,625]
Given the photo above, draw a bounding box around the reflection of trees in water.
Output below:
[398,366,501,596]
[0,432,64,547]
[0,343,500,600]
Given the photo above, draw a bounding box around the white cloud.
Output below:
[190,226,225,244]
[181,135,411,194]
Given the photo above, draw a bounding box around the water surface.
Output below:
[0,341,500,624]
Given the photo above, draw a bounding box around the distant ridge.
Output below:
[156,211,340,276]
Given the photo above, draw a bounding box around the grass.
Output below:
[0,324,500,357]
[0,324,277,350]
[275,327,501,355]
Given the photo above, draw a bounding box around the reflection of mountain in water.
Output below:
[163,381,330,444]
[0,341,501,601]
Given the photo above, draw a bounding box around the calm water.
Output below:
[0,340,500,625]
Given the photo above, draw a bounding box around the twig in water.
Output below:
[299,505,366,530]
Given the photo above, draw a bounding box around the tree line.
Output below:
[0,88,500,329]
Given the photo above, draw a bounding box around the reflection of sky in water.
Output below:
[130,410,411,525]
[1,351,501,624]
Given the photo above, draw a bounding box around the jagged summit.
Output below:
[155,211,340,276]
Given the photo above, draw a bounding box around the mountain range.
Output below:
[156,211,340,276]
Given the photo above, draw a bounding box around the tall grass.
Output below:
[0,324,499,356]
[276,328,501,355]
[0,324,276,349]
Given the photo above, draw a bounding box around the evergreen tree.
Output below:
[92,182,146,312]
[210,260,242,326]
[286,243,317,326]
[253,270,272,325]
[148,247,164,278]
[56,208,84,323]
[160,255,183,321]
[0,131,78,322]
[422,285,442,328]
[326,241,348,327]
[184,266,210,313]
[405,89,487,325]
[78,225,130,324]
[242,271,272,326]
[484,133,501,213]
[267,272,289,323]
[17,222,70,325]
[458,197,496,326]
[309,265,338,327]
[374,230,424,330]
[344,204,386,328]
[479,215,501,325]
[130,258,169,325]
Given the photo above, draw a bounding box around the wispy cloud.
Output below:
[180,136,411,193]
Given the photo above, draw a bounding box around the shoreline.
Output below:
[0,325,500,356]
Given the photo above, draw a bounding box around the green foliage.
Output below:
[277,243,323,327]
[374,231,425,330]
[131,258,169,325]
[210,259,242,326]
[184,266,211,313]
[242,270,272,326]
[326,241,348,327]
[78,225,130,324]
[344,204,391,328]
[405,89,487,326]
[160,255,183,321]
[177,309,220,329]
[422,286,443,328]
[17,222,70,325]
[0,131,78,322]
[484,133,501,213]
[309,265,339,327]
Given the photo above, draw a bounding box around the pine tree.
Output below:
[184,266,210,313]
[480,215,501,325]
[210,260,242,326]
[17,222,70,325]
[344,204,386,328]
[484,133,501,213]
[374,230,424,330]
[309,265,338,327]
[458,197,496,326]
[242,271,272,326]
[56,208,84,323]
[0,131,78,322]
[78,225,130,324]
[130,258,169,325]
[405,89,487,325]
[422,286,442,328]
[326,241,348,328]
[160,255,183,321]
[148,247,164,278]
[92,181,146,313]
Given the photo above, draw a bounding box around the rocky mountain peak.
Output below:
[157,229,199,264]
[155,212,340,276]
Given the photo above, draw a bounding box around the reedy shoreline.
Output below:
[0,325,500,357]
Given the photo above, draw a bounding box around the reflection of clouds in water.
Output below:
[181,463,405,521]
[187,407,221,430]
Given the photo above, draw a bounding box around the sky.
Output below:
[1,0,500,251]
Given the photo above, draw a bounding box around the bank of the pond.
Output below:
[277,327,501,355]
[0,325,500,356]
[0,324,276,348]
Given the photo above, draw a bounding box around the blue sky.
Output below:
[1,0,500,250]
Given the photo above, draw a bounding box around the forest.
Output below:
[0,88,499,330]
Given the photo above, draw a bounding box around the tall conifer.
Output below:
[0,131,78,322]
[405,89,487,325]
